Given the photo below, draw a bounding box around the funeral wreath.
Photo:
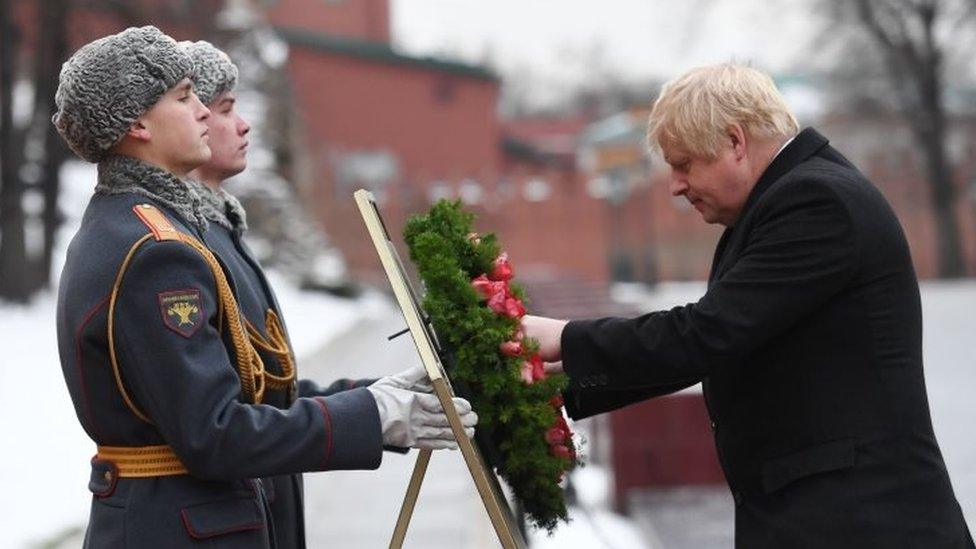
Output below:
[404,200,580,531]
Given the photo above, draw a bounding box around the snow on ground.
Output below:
[529,466,649,549]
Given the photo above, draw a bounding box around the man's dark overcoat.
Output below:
[561,128,974,548]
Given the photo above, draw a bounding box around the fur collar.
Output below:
[187,179,249,235]
[95,155,209,231]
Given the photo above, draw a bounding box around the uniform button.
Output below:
[598,374,608,385]
[104,470,113,482]
[709,420,716,432]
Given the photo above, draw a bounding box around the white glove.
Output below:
[367,372,477,450]
[371,364,434,393]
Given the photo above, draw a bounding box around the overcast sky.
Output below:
[391,0,822,84]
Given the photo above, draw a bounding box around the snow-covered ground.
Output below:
[530,466,649,549]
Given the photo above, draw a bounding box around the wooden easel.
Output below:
[354,190,527,549]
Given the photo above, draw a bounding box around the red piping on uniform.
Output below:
[179,508,263,539]
[314,398,334,468]
[75,294,110,441]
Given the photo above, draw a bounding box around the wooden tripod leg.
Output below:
[389,448,433,549]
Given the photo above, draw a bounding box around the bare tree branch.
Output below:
[839,0,967,277]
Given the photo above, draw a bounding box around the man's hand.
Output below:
[367,381,477,450]
[522,315,568,362]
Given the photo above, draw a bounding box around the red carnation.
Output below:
[550,444,573,459]
[500,340,523,357]
[529,354,546,381]
[545,426,568,445]
[471,274,492,297]
[487,289,509,314]
[503,296,526,319]
[489,253,514,281]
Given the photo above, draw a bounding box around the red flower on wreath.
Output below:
[500,340,523,357]
[472,273,525,319]
[500,295,526,318]
[545,426,567,445]
[529,354,546,381]
[550,444,574,460]
[487,290,509,315]
[471,274,494,297]
[471,245,577,478]
[519,354,547,384]
[489,253,514,281]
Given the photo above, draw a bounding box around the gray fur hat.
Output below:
[52,26,193,163]
[181,40,239,105]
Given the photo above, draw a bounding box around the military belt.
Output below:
[96,444,188,478]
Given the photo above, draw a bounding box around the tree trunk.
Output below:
[913,81,966,278]
[0,1,31,303]
[913,5,966,278]
[33,0,71,288]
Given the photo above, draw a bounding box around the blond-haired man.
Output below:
[525,63,973,547]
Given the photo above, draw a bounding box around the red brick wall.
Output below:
[284,45,503,282]
[639,172,724,281]
[609,393,726,510]
[267,0,390,43]
[467,169,611,283]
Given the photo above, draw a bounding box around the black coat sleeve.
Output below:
[563,381,700,420]
[113,240,384,480]
[561,180,858,414]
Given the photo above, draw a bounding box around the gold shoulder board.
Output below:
[132,204,179,242]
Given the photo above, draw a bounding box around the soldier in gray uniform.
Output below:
[54,27,476,548]
[178,40,442,547]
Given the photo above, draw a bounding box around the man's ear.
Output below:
[125,119,151,142]
[728,124,747,161]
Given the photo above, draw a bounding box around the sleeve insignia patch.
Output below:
[158,289,204,338]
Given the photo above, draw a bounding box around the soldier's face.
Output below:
[662,130,753,227]
[197,91,250,181]
[140,79,212,174]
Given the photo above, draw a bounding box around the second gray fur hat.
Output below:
[52,26,193,163]
[181,40,239,105]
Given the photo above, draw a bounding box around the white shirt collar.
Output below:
[774,134,797,159]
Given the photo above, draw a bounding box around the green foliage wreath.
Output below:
[404,200,579,532]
